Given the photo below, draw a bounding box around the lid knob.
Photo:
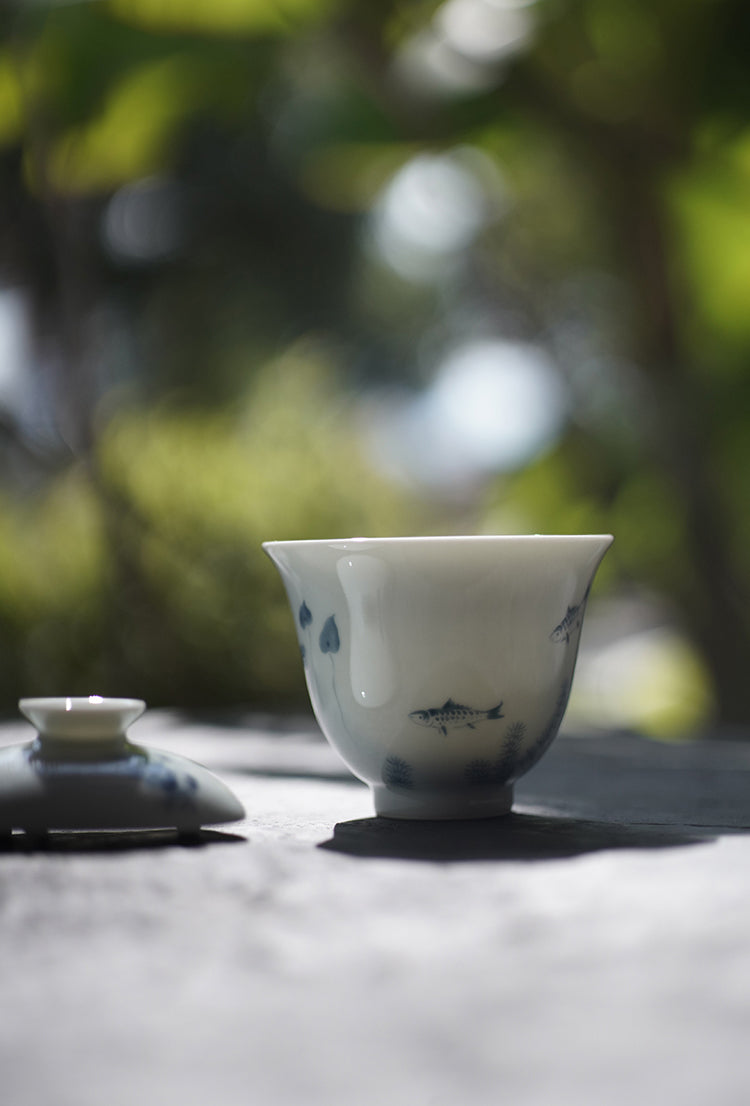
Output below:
[18,696,146,749]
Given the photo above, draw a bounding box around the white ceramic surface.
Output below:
[19,696,146,746]
[0,696,245,834]
[264,534,613,819]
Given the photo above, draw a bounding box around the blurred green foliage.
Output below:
[0,0,749,725]
[0,348,429,707]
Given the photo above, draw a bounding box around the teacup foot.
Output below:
[372,784,514,820]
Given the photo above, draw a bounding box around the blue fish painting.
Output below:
[550,605,582,644]
[550,586,590,644]
[409,698,504,736]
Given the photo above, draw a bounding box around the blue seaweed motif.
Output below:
[464,719,528,786]
[495,721,527,783]
[383,755,415,791]
[514,679,572,777]
[319,615,340,654]
[299,601,313,629]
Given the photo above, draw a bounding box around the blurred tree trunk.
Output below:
[609,158,750,726]
[509,54,750,725]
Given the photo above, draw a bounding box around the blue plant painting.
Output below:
[513,679,572,777]
[319,615,340,654]
[299,601,313,629]
[463,720,528,786]
[495,721,527,783]
[383,755,415,791]
[316,613,344,719]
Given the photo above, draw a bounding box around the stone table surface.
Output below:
[2,711,750,1106]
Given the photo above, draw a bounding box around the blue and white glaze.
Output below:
[382,755,415,792]
[264,534,613,819]
[409,698,503,736]
[550,585,591,644]
[0,698,245,833]
[319,615,340,654]
[28,748,202,811]
[513,679,573,778]
[297,601,312,661]
[495,720,527,781]
[464,720,527,788]
[297,604,342,667]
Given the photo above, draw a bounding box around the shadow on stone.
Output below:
[319,811,710,862]
[0,827,247,853]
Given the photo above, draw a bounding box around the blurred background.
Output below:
[0,0,748,736]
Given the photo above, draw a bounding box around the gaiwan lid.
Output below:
[0,696,245,835]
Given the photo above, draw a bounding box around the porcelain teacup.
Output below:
[264,534,612,819]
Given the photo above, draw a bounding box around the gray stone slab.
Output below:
[1,717,750,1106]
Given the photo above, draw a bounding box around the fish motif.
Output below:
[409,698,504,736]
[549,604,582,644]
[550,587,590,644]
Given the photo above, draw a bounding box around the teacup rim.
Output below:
[263,533,614,549]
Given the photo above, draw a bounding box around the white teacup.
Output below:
[264,535,613,819]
